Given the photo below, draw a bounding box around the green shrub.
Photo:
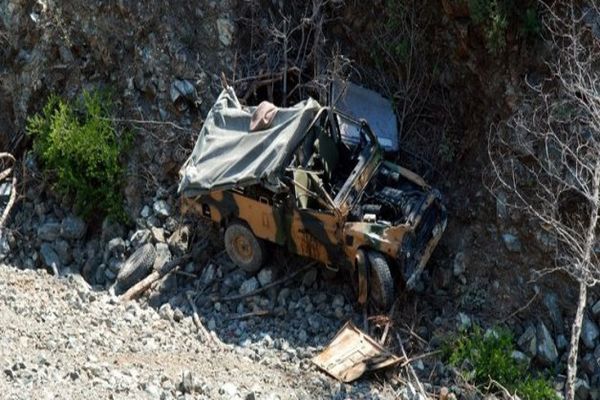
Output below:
[27,90,131,221]
[467,0,509,53]
[521,7,541,38]
[445,326,558,400]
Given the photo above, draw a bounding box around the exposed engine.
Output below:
[350,165,427,225]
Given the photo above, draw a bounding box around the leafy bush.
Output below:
[520,7,541,38]
[445,326,558,400]
[468,0,508,53]
[27,90,131,221]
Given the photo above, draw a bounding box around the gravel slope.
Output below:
[0,264,393,400]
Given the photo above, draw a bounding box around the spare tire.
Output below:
[115,243,156,293]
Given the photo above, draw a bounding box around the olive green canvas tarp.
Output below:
[178,87,321,197]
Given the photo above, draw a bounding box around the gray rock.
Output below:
[453,252,465,276]
[153,200,171,217]
[592,300,600,320]
[168,226,190,256]
[159,304,173,321]
[0,181,12,198]
[40,243,60,275]
[543,292,563,334]
[518,325,537,357]
[583,318,600,349]
[94,264,106,285]
[101,218,125,243]
[107,258,123,273]
[220,382,237,397]
[278,288,290,306]
[130,229,152,249]
[140,205,151,218]
[200,263,217,285]
[511,350,531,366]
[37,222,61,241]
[257,267,274,287]
[239,277,259,296]
[170,80,198,111]
[151,226,166,243]
[581,352,599,375]
[0,233,10,260]
[58,45,74,63]
[332,295,345,308]
[496,191,508,220]
[501,233,521,252]
[104,268,116,281]
[216,18,234,46]
[583,5,600,40]
[106,238,126,258]
[536,321,558,366]
[556,334,568,351]
[575,378,590,400]
[155,242,172,269]
[61,215,86,239]
[180,370,194,394]
[301,268,317,287]
[52,239,72,265]
[456,312,471,331]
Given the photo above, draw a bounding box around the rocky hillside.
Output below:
[2,0,600,399]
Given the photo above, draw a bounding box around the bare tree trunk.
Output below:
[566,281,587,400]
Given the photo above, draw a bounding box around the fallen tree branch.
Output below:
[186,292,212,341]
[215,262,316,302]
[120,254,191,301]
[400,350,442,368]
[100,117,193,131]
[501,291,538,323]
[0,153,17,229]
[225,310,272,320]
[397,332,427,397]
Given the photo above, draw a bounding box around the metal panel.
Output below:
[312,321,403,382]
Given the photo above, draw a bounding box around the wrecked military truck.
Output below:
[178,86,447,309]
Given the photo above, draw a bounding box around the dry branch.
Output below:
[487,3,600,398]
[215,262,316,302]
[0,153,17,229]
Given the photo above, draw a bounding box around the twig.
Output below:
[400,324,428,346]
[396,333,427,397]
[380,298,401,344]
[400,350,442,368]
[173,270,197,278]
[100,117,193,131]
[186,291,213,343]
[501,291,539,323]
[0,153,17,229]
[215,262,316,302]
[225,310,272,321]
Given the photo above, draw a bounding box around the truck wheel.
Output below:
[367,251,395,310]
[224,222,265,273]
[115,243,157,293]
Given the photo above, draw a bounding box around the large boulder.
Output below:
[582,318,600,349]
[61,215,87,239]
[535,321,558,366]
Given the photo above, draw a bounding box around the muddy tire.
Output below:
[115,243,156,293]
[224,222,265,273]
[367,251,395,311]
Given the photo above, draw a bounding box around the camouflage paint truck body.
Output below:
[181,91,447,300]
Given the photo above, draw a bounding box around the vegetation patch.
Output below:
[27,90,131,221]
[445,326,558,400]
